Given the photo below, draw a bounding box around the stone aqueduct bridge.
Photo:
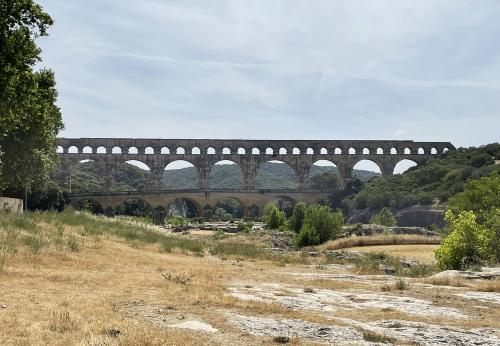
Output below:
[57,138,454,220]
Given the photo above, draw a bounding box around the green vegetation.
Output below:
[0,0,64,195]
[341,144,500,212]
[370,207,397,226]
[262,203,286,229]
[287,201,306,233]
[295,205,343,247]
[435,169,500,269]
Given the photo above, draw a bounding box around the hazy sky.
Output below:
[38,0,499,149]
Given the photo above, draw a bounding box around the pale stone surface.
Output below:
[455,291,500,305]
[429,269,500,280]
[168,320,218,333]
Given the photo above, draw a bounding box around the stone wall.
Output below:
[0,197,23,214]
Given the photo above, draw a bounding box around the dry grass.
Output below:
[421,276,469,287]
[349,244,439,264]
[473,279,500,292]
[323,234,441,251]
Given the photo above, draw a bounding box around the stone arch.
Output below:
[393,159,418,174]
[443,147,450,153]
[207,147,216,155]
[68,146,79,154]
[176,147,185,155]
[431,148,437,154]
[76,198,104,214]
[116,198,153,218]
[273,196,296,217]
[292,147,300,155]
[163,160,199,189]
[128,147,138,154]
[213,197,245,219]
[417,147,425,155]
[335,148,342,155]
[308,160,339,190]
[362,148,370,155]
[348,147,356,155]
[166,198,201,218]
[376,148,383,154]
[390,148,397,155]
[57,146,64,154]
[112,146,122,154]
[161,147,170,154]
[252,148,260,155]
[82,146,93,154]
[279,147,287,155]
[237,147,246,155]
[352,160,382,178]
[320,148,328,155]
[192,147,201,155]
[403,148,411,155]
[145,147,154,155]
[306,148,314,155]
[209,160,243,189]
[222,147,231,155]
[265,147,274,155]
[255,160,298,189]
[114,160,154,191]
[96,146,106,154]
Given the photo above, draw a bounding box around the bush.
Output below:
[370,207,397,227]
[435,210,493,270]
[287,202,306,233]
[262,203,286,229]
[295,205,343,247]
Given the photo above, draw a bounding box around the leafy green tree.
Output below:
[288,202,306,233]
[309,172,339,190]
[0,0,63,194]
[370,207,397,226]
[295,204,343,247]
[435,210,493,270]
[262,203,286,229]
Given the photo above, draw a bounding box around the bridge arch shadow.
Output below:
[76,198,104,215]
[166,198,201,218]
[212,197,245,220]
[255,160,298,189]
[115,198,153,218]
[209,160,243,189]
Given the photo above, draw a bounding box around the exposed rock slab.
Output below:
[454,292,500,305]
[429,269,500,281]
[168,320,218,333]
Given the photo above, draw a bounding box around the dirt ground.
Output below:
[1,222,499,345]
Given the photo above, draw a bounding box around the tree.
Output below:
[309,172,339,190]
[435,210,493,270]
[295,204,343,247]
[370,207,397,227]
[0,0,63,195]
[262,203,286,229]
[288,202,306,233]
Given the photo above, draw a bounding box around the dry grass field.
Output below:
[1,211,499,345]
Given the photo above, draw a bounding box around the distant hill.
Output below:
[67,161,379,192]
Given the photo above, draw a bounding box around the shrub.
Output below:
[287,202,306,233]
[262,203,286,230]
[295,205,343,247]
[370,207,397,227]
[435,210,493,270]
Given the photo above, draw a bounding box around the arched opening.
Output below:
[393,159,418,174]
[255,160,297,189]
[192,147,201,155]
[292,147,300,155]
[418,148,425,155]
[209,160,243,189]
[237,147,246,155]
[116,198,153,219]
[348,148,356,155]
[403,148,411,155]
[252,148,260,155]
[390,148,397,155]
[306,148,314,155]
[161,147,170,154]
[96,146,106,154]
[145,147,154,155]
[163,160,199,189]
[166,198,200,218]
[68,146,79,154]
[273,196,296,218]
[362,148,369,155]
[376,148,383,154]
[82,146,92,154]
[308,160,339,190]
[222,147,231,155]
[352,160,382,180]
[279,148,287,155]
[69,160,106,192]
[112,146,122,154]
[57,146,64,154]
[320,148,327,155]
[213,198,244,220]
[443,148,449,153]
[431,148,437,155]
[77,199,104,215]
[128,147,138,154]
[335,148,342,155]
[176,147,185,155]
[265,147,274,155]
[115,160,154,191]
[207,147,216,155]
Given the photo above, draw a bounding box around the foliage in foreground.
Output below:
[295,204,343,247]
[262,203,286,229]
[369,207,397,226]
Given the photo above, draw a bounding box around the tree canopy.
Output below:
[0,0,63,194]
